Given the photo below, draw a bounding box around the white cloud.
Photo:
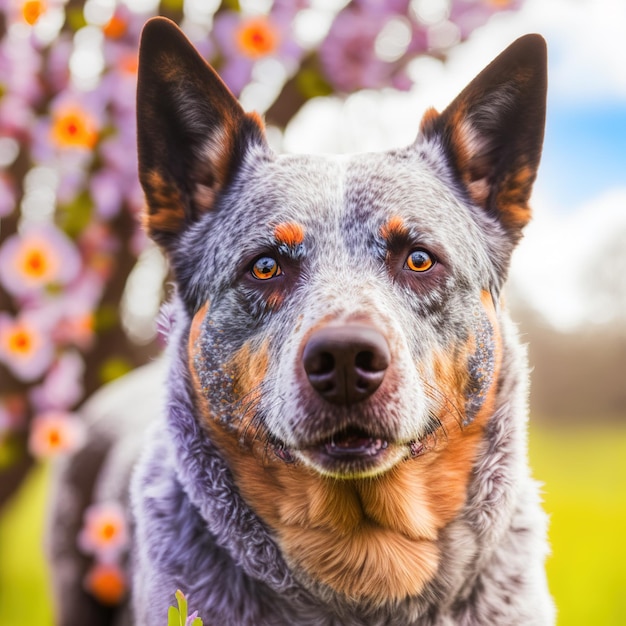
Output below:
[510,187,626,330]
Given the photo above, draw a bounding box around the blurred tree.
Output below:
[0,0,525,507]
[581,225,626,326]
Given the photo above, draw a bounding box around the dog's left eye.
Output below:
[405,249,435,273]
[251,256,282,280]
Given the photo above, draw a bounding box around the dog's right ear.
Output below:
[418,34,547,243]
[137,17,268,250]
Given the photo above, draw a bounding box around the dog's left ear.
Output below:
[419,34,547,242]
[137,17,268,250]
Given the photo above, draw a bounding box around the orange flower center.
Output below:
[22,248,48,278]
[103,14,127,39]
[101,522,117,541]
[48,429,61,448]
[8,329,33,355]
[22,0,46,25]
[51,109,98,150]
[236,17,280,59]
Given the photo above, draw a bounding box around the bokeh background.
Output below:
[1,0,625,624]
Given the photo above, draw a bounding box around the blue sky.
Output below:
[539,102,626,211]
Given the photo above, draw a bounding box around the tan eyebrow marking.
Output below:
[274,222,305,247]
[380,215,408,241]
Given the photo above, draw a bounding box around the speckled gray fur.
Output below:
[47,21,554,626]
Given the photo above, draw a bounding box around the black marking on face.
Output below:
[464,306,496,425]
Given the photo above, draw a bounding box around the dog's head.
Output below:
[137,18,546,604]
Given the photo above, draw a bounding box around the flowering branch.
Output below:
[0,0,524,511]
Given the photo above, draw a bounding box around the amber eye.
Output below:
[251,256,282,280]
[406,249,434,272]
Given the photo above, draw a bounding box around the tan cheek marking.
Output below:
[187,302,224,436]
[227,339,270,401]
[274,222,305,248]
[418,290,503,521]
[188,302,209,355]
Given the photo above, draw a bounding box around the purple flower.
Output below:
[78,501,130,560]
[0,28,43,105]
[30,350,85,412]
[0,223,82,298]
[28,410,86,459]
[29,91,106,167]
[449,0,523,39]
[212,10,302,96]
[0,93,36,139]
[319,6,397,93]
[0,311,54,382]
[90,168,124,220]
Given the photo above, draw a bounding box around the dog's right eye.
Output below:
[251,256,282,280]
[405,249,435,273]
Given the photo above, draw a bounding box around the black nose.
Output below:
[302,325,390,406]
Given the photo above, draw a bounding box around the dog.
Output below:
[47,17,554,625]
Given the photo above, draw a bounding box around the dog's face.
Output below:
[137,18,546,604]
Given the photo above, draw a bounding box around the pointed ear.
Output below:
[419,34,547,241]
[137,17,268,249]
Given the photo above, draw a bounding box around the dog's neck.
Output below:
[201,396,494,605]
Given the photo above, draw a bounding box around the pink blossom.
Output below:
[0,28,43,105]
[0,93,36,138]
[30,91,106,166]
[78,502,130,560]
[30,350,85,412]
[28,410,86,459]
[0,223,82,298]
[78,224,119,281]
[46,34,73,93]
[90,169,124,220]
[0,311,54,382]
[319,6,414,93]
[450,0,523,39]
[212,11,302,96]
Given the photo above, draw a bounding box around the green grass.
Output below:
[530,426,626,625]
[0,426,625,625]
[0,464,54,626]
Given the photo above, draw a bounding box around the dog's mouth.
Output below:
[319,427,388,459]
[272,426,426,478]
